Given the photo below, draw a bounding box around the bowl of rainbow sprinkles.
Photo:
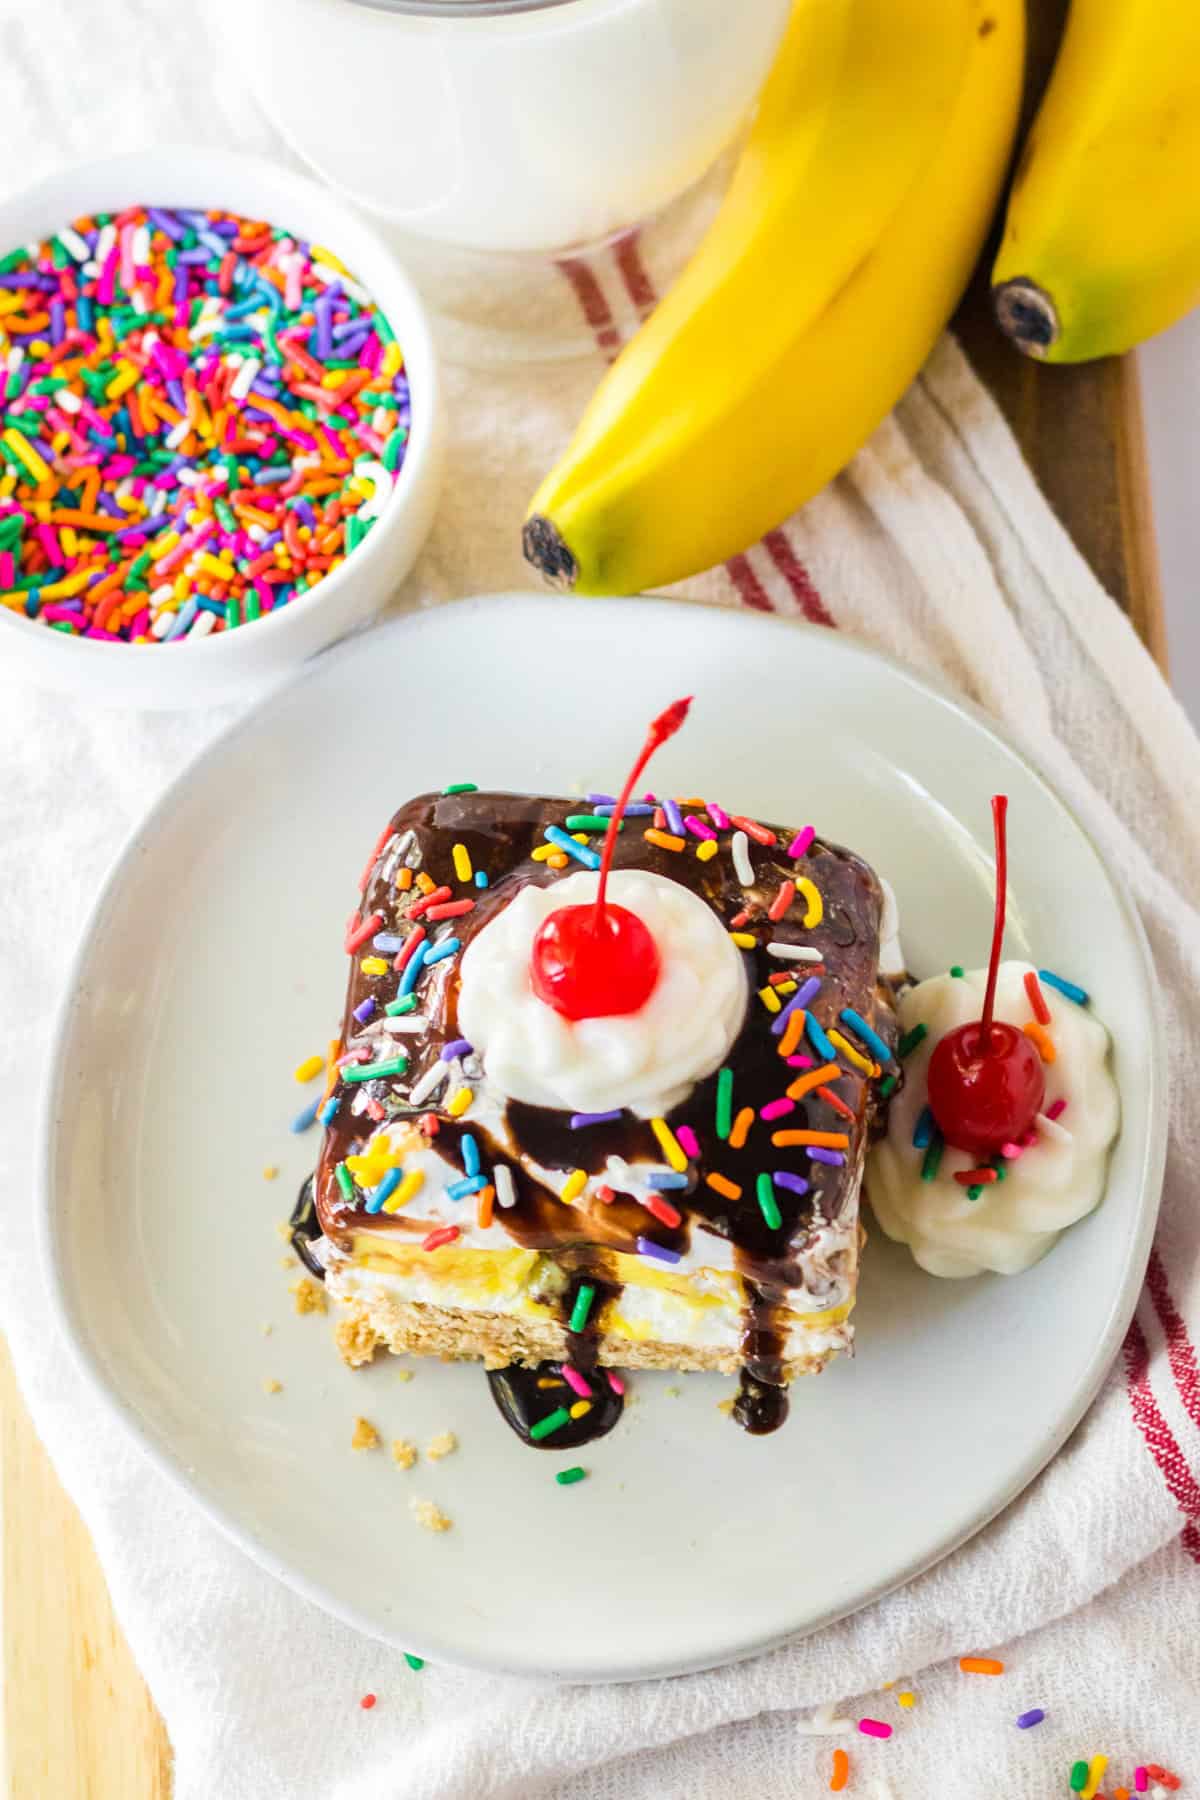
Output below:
[0,145,443,706]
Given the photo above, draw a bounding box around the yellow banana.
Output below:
[524,0,1024,597]
[993,1,1200,363]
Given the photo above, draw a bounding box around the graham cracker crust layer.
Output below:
[331,1293,840,1380]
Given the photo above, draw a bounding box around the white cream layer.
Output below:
[867,961,1119,1277]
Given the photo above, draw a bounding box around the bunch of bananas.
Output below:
[525,0,1200,598]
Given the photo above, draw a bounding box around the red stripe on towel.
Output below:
[1123,1314,1200,1532]
[1146,1248,1200,1434]
[611,229,657,315]
[556,256,622,360]
[724,552,774,613]
[762,528,837,628]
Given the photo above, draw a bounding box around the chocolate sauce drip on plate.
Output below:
[487,1270,625,1448]
[732,1377,790,1436]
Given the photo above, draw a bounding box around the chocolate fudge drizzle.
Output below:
[311,792,898,1443]
[289,1174,325,1281]
[487,1271,625,1449]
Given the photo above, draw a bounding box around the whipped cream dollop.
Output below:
[867,961,1119,1278]
[456,868,747,1117]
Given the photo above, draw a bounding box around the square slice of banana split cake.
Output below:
[299,737,899,1442]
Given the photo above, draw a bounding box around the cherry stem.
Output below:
[591,697,693,928]
[980,793,1008,1053]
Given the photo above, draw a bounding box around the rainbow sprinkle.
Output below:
[543,825,600,868]
[529,1407,570,1441]
[366,1167,402,1214]
[650,1116,688,1172]
[1039,968,1089,1006]
[756,1172,782,1229]
[569,1283,596,1332]
[839,1007,895,1066]
[290,1098,320,1133]
[636,1235,682,1264]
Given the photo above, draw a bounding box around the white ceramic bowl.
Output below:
[0,146,443,708]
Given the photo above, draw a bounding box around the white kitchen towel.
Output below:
[2,5,1200,1797]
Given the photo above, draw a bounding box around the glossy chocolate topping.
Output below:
[487,1272,625,1449]
[313,791,897,1438]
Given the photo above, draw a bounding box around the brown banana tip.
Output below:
[992,277,1059,358]
[522,514,578,591]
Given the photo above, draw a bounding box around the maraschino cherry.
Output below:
[925,795,1045,1157]
[530,697,692,1021]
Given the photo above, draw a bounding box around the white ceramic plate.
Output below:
[39,593,1164,1681]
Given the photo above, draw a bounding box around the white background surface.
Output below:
[1140,314,1200,724]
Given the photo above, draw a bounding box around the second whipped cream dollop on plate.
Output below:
[457,868,747,1118]
[868,961,1120,1278]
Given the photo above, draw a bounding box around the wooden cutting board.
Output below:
[1,1337,174,1798]
[0,10,1169,1795]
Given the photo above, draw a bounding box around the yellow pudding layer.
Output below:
[344,1238,852,1349]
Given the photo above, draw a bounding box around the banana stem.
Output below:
[992,277,1060,358]
[523,515,578,591]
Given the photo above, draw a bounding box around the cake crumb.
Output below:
[263,1378,282,1395]
[665,1386,681,1398]
[290,1276,327,1316]
[410,1497,452,1533]
[263,1165,280,1181]
[275,1220,293,1241]
[261,1323,274,1337]
[352,1416,381,1452]
[395,1368,414,1383]
[425,1431,457,1462]
[717,1397,736,1416]
[391,1438,418,1471]
[336,1314,382,1368]
[279,1257,295,1270]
